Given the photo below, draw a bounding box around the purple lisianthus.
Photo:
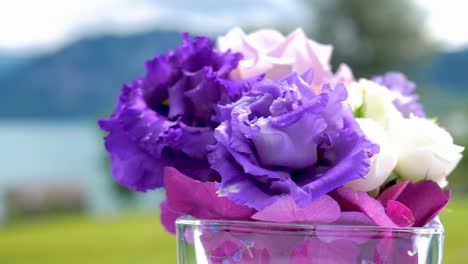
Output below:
[208,72,378,210]
[99,33,246,191]
[371,72,425,117]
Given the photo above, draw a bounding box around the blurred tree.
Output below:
[302,0,432,77]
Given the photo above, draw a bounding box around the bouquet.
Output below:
[99,28,464,263]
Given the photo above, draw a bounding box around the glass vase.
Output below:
[176,216,444,264]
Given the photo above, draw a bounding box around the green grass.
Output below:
[440,197,468,264]
[0,198,467,264]
[0,212,177,264]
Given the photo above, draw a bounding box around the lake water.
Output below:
[0,119,163,222]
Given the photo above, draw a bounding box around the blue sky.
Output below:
[0,0,467,55]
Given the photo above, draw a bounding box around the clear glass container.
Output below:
[176,216,444,264]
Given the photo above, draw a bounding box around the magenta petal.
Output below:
[386,200,415,227]
[378,180,411,207]
[334,211,375,226]
[290,237,359,264]
[252,194,340,223]
[318,212,375,245]
[333,187,398,228]
[164,166,255,221]
[209,240,242,264]
[392,181,451,227]
[374,237,418,264]
[201,231,271,264]
[423,190,451,226]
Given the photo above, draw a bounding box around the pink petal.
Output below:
[290,237,359,264]
[378,180,411,207]
[374,237,418,264]
[316,212,375,245]
[201,232,272,264]
[267,29,333,84]
[300,68,314,85]
[332,187,398,228]
[217,27,256,59]
[334,211,375,226]
[385,200,415,227]
[262,58,295,79]
[247,29,286,52]
[164,166,255,221]
[208,240,242,264]
[252,194,340,223]
[333,63,354,86]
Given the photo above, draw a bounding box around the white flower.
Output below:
[346,79,463,188]
[391,117,464,187]
[346,79,402,128]
[345,118,398,192]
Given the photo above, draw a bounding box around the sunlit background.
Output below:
[0,0,467,263]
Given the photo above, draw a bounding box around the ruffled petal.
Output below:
[210,125,286,210]
[372,72,425,117]
[295,130,376,207]
[99,108,168,191]
[99,33,244,190]
[209,74,377,210]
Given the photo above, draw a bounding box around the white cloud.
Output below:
[4,0,465,54]
[0,0,163,53]
[414,0,468,50]
[0,0,305,55]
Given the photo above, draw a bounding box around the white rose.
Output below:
[346,79,402,128]
[391,117,464,187]
[345,118,398,192]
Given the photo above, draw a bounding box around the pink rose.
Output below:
[217,27,353,89]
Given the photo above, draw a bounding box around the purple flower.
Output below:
[208,72,378,210]
[371,72,425,117]
[99,33,245,191]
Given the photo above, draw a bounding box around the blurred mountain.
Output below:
[0,29,467,119]
[0,31,182,118]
